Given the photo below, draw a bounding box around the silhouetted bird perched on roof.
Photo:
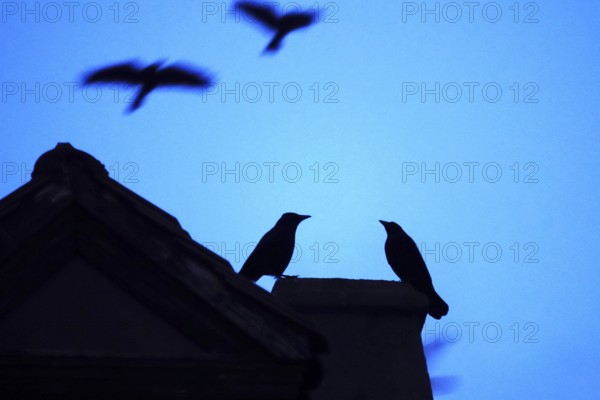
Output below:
[83,60,213,112]
[239,213,311,282]
[235,1,317,53]
[379,220,449,319]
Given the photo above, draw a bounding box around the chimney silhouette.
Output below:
[273,278,433,400]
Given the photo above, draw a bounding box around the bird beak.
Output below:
[299,215,311,221]
[379,220,387,225]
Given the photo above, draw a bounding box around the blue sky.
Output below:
[1,1,600,398]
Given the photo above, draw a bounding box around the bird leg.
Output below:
[278,274,300,280]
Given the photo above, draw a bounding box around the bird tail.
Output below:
[238,265,260,282]
[428,291,449,320]
[127,86,151,113]
[127,92,144,113]
[264,32,285,52]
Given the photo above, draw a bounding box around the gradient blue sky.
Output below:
[1,1,599,398]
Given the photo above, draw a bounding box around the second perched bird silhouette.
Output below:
[235,1,317,53]
[239,213,311,282]
[83,60,213,112]
[380,220,449,319]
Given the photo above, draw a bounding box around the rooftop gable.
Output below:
[0,143,325,363]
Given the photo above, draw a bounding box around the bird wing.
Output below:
[239,229,276,280]
[238,243,267,281]
[83,62,143,84]
[403,232,434,283]
[236,1,280,28]
[156,66,212,87]
[281,12,315,29]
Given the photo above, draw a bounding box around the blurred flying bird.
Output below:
[83,60,213,112]
[424,341,461,396]
[239,213,311,282]
[235,1,317,53]
[379,220,449,319]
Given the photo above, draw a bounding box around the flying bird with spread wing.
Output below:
[83,60,213,112]
[235,1,317,53]
[239,213,311,282]
[380,220,449,319]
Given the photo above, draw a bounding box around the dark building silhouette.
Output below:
[273,278,434,400]
[0,144,436,399]
[0,143,323,399]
